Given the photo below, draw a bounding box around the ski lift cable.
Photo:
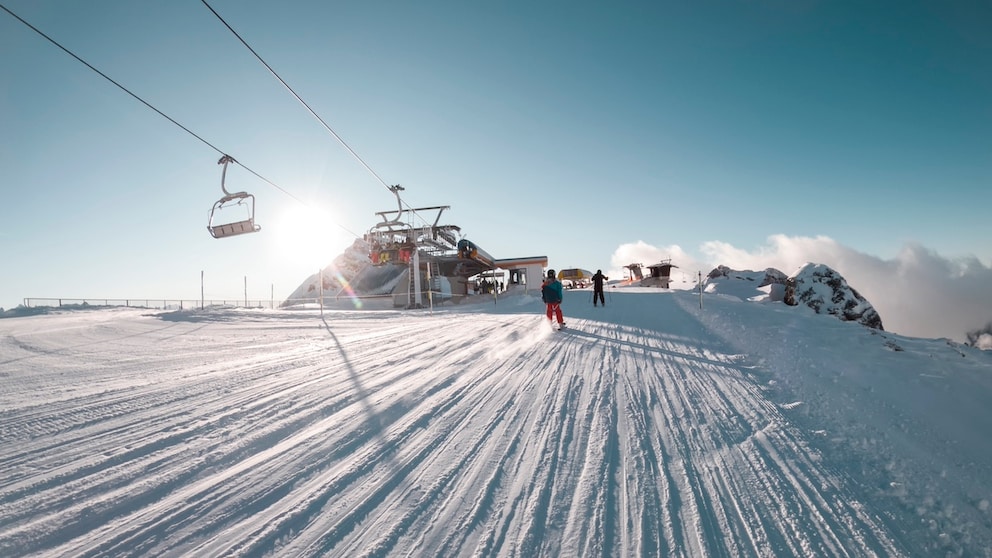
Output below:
[0,3,361,240]
[200,0,429,227]
[0,4,228,158]
[200,1,390,191]
[0,4,282,196]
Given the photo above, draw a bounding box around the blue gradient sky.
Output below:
[2,1,990,318]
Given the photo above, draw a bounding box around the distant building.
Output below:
[624,263,644,283]
[626,259,678,288]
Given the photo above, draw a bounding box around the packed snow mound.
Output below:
[1,303,127,319]
[784,262,884,330]
[704,265,787,302]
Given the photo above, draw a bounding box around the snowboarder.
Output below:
[541,269,565,329]
[592,269,607,307]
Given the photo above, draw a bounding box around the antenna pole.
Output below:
[698,271,703,309]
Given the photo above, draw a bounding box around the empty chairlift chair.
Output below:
[208,155,261,239]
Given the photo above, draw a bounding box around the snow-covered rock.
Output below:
[703,263,884,331]
[966,322,992,350]
[784,263,884,330]
[704,265,788,302]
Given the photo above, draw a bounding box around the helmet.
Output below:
[547,269,556,279]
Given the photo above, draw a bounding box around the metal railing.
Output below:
[21,289,493,313]
[22,298,276,310]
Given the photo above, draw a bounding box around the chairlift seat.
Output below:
[208,190,261,239]
[209,219,261,238]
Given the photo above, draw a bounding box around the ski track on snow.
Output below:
[0,301,905,557]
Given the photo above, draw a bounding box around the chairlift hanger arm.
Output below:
[218,154,237,196]
[379,184,404,222]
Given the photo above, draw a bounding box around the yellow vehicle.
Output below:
[557,268,594,289]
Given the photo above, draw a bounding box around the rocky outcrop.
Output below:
[784,263,883,330]
[705,263,883,331]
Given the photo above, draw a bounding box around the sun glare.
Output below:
[271,204,341,267]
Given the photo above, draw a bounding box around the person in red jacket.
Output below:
[541,269,565,329]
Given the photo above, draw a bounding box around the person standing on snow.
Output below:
[541,269,566,329]
[592,269,607,306]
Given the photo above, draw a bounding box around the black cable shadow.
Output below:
[319,315,400,437]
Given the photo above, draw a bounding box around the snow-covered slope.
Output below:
[1,290,990,556]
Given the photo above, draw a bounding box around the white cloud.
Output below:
[609,235,992,342]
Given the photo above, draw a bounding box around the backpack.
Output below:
[541,281,561,304]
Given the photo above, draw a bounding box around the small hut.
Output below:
[641,259,678,288]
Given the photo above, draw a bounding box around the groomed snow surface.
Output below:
[2,289,991,557]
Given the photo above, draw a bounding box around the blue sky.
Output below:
[2,1,990,329]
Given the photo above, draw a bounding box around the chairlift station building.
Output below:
[363,194,546,307]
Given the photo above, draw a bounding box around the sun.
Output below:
[270,203,342,267]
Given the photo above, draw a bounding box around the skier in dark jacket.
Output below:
[541,269,565,329]
[592,269,607,306]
